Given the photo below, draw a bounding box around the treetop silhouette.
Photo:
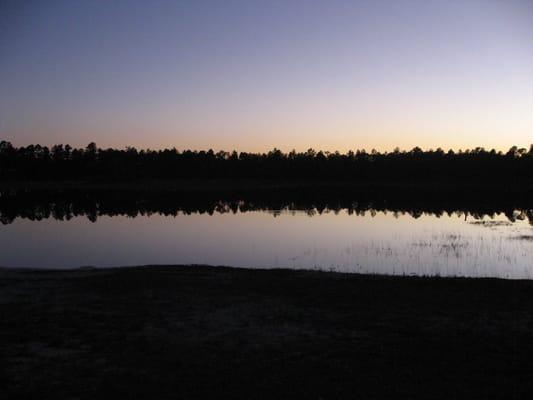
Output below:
[1,141,532,182]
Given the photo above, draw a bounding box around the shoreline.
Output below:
[1,264,531,281]
[2,177,533,190]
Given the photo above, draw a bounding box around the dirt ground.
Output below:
[1,266,532,399]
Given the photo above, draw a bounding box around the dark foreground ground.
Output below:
[1,266,533,399]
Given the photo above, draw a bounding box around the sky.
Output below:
[0,0,532,152]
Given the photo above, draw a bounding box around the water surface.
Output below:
[2,206,532,279]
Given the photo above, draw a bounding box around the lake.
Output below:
[1,192,532,278]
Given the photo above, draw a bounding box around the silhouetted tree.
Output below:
[1,141,533,183]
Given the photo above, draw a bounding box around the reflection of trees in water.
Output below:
[1,189,533,226]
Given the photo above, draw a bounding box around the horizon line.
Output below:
[1,140,532,155]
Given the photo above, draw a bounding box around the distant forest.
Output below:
[1,141,533,182]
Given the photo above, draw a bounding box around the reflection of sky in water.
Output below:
[0,210,532,279]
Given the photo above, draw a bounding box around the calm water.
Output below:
[1,206,532,279]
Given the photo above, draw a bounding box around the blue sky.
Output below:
[1,0,532,151]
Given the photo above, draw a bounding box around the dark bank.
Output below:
[1,266,532,399]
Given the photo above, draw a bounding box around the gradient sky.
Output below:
[1,0,532,152]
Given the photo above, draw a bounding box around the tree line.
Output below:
[1,141,533,182]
